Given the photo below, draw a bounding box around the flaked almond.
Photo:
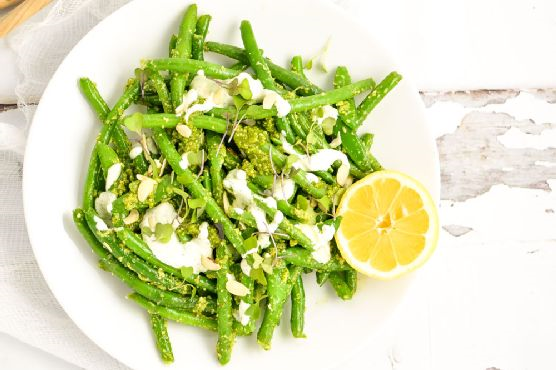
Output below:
[336,164,350,187]
[201,256,221,271]
[123,209,139,225]
[330,133,342,148]
[176,124,192,138]
[226,279,250,297]
[138,177,157,202]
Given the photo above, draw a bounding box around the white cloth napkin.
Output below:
[1,1,131,368]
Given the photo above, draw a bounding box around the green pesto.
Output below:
[232,125,274,175]
[172,123,205,154]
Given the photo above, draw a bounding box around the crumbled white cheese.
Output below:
[144,222,213,274]
[233,301,251,326]
[305,173,319,184]
[178,70,234,121]
[94,191,117,220]
[179,152,190,170]
[296,223,336,263]
[140,202,178,233]
[315,105,338,126]
[94,215,109,231]
[233,72,265,100]
[175,89,199,116]
[293,149,349,172]
[129,143,143,159]
[105,163,122,191]
[223,169,253,209]
[262,90,291,117]
[271,178,295,200]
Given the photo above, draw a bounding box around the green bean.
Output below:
[331,67,377,172]
[277,116,296,144]
[79,78,110,120]
[96,143,119,173]
[315,271,330,286]
[240,20,274,90]
[257,266,289,350]
[192,15,211,61]
[328,271,353,300]
[355,71,402,128]
[216,243,234,364]
[345,269,358,298]
[361,133,374,151]
[145,69,173,114]
[152,128,248,255]
[207,132,225,207]
[288,114,307,140]
[144,58,240,80]
[207,79,376,119]
[290,55,305,76]
[334,66,358,129]
[290,78,375,113]
[170,4,197,108]
[257,265,302,349]
[80,78,148,173]
[228,61,249,71]
[123,113,228,134]
[280,248,351,271]
[169,34,177,57]
[290,274,306,338]
[82,79,139,210]
[128,293,217,331]
[73,208,110,259]
[204,41,321,95]
[150,314,174,364]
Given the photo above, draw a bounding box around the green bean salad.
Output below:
[73,3,401,365]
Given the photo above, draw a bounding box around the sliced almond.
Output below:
[176,124,192,138]
[201,256,221,271]
[138,177,157,202]
[330,133,342,148]
[123,209,139,225]
[336,164,350,186]
[226,279,250,297]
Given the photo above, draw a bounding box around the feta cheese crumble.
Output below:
[296,223,336,263]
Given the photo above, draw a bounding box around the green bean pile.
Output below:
[73,3,401,365]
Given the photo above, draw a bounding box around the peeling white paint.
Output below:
[425,100,468,139]
[497,127,556,150]
[484,92,556,124]
[441,180,556,242]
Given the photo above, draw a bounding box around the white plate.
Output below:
[23,0,440,369]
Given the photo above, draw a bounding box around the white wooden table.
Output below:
[1,0,555,369]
